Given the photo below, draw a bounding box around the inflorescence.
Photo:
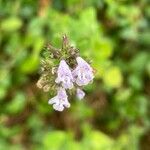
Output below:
[37,35,94,111]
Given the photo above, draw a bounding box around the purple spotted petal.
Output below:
[48,88,70,111]
[76,88,85,100]
[55,60,74,89]
[72,57,94,86]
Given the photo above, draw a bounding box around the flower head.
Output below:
[55,60,74,89]
[72,57,94,86]
[38,36,96,111]
[76,88,85,100]
[48,88,70,111]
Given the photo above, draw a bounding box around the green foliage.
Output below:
[0,0,149,149]
[43,127,114,150]
[6,92,26,114]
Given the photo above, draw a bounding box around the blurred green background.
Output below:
[0,0,150,150]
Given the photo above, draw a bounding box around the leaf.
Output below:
[43,131,68,150]
[1,17,22,31]
[82,128,114,150]
[103,66,123,88]
[6,92,26,114]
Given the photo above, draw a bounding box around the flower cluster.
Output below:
[37,36,94,111]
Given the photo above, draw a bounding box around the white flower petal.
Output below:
[53,103,64,111]
[48,96,58,105]
[77,88,85,100]
[48,88,70,111]
[56,60,74,89]
[73,57,94,86]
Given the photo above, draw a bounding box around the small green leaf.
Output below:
[6,92,26,114]
[103,66,123,88]
[1,17,22,31]
[43,131,67,150]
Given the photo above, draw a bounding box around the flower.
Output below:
[72,57,94,86]
[48,88,70,111]
[55,60,74,89]
[76,88,85,100]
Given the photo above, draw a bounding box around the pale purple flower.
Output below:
[76,88,85,100]
[55,60,74,89]
[72,57,94,86]
[48,88,70,111]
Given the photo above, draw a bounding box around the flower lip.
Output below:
[48,87,70,111]
[76,88,85,100]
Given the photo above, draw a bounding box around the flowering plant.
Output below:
[37,35,94,111]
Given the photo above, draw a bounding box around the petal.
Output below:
[76,57,88,67]
[73,57,94,86]
[62,81,73,89]
[76,79,85,86]
[48,96,58,105]
[53,103,64,111]
[57,87,68,100]
[77,88,85,100]
[56,60,74,89]
[76,57,85,64]
[76,57,93,71]
[58,60,72,77]
[63,101,70,108]
[48,88,70,111]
